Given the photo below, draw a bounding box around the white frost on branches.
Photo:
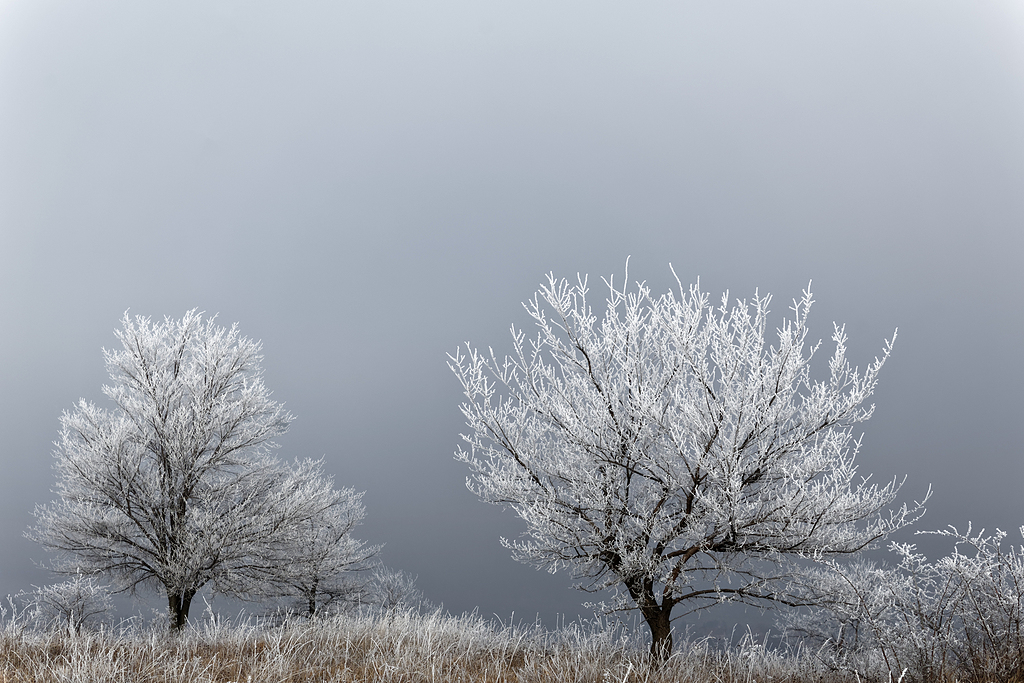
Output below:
[369,567,433,614]
[28,572,113,634]
[449,267,926,658]
[29,310,373,629]
[260,480,382,618]
[783,525,1024,682]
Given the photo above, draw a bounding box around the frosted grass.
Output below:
[0,606,845,683]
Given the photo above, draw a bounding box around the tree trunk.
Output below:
[307,579,319,619]
[624,573,676,665]
[167,589,195,631]
[643,604,674,664]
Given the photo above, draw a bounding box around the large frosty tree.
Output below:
[30,310,370,630]
[449,267,926,660]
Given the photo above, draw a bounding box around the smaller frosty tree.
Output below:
[784,525,1024,682]
[29,572,112,634]
[449,267,926,660]
[369,567,433,613]
[260,475,381,618]
[29,310,371,630]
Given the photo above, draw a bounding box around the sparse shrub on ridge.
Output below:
[367,566,433,614]
[780,524,1024,683]
[27,572,113,634]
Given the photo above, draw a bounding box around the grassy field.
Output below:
[0,608,853,683]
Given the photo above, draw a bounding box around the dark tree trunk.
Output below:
[308,579,319,618]
[642,602,674,664]
[167,590,195,631]
[625,573,676,665]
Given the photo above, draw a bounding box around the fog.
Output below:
[1,1,1021,630]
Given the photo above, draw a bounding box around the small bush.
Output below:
[28,573,113,634]
[780,524,1024,683]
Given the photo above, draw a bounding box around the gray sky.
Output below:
[1,1,1022,629]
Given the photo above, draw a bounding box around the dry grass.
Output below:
[0,608,854,683]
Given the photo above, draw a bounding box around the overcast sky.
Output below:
[1,1,1022,630]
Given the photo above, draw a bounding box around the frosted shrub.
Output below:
[368,566,433,613]
[29,573,113,634]
[782,525,1024,682]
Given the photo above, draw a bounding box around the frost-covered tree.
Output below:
[449,267,926,661]
[29,571,112,634]
[29,310,364,630]
[369,567,433,613]
[261,481,381,618]
[784,525,1024,682]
